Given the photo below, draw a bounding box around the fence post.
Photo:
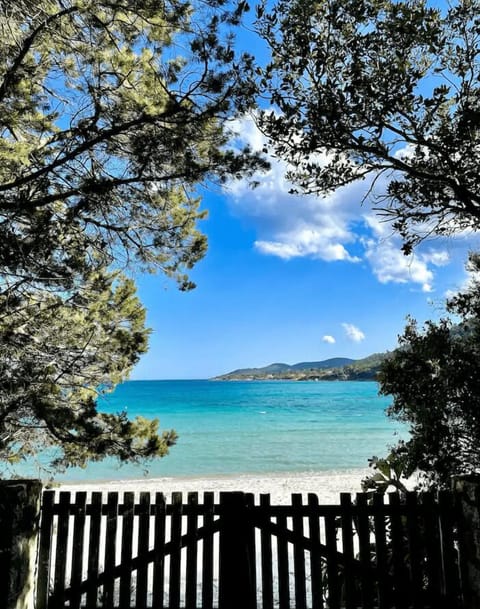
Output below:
[218,492,256,609]
[0,479,43,609]
[453,474,480,609]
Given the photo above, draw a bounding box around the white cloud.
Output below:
[255,226,360,262]
[225,115,455,291]
[226,115,369,263]
[322,335,336,344]
[445,258,480,299]
[363,215,450,292]
[342,323,366,342]
[364,240,434,291]
[428,250,450,267]
[444,288,458,300]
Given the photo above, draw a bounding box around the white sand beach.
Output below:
[57,468,372,504]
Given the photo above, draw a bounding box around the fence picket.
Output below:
[307,494,324,609]
[438,490,461,607]
[36,491,55,609]
[276,509,290,609]
[340,493,356,609]
[51,492,71,606]
[260,493,274,609]
[119,492,134,608]
[422,491,443,608]
[355,493,375,609]
[388,492,408,609]
[324,511,340,609]
[405,491,424,609]
[86,492,102,609]
[185,492,199,609]
[69,491,87,609]
[152,492,166,609]
[103,492,119,609]
[136,492,151,609]
[168,492,183,609]
[291,493,307,609]
[373,493,389,609]
[245,492,257,601]
[201,492,215,609]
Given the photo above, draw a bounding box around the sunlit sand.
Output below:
[58,468,374,504]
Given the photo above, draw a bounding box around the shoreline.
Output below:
[57,467,373,504]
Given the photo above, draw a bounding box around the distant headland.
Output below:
[213,353,388,381]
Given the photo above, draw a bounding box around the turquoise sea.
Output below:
[45,379,406,482]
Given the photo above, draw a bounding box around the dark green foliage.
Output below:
[0,0,265,291]
[0,271,178,472]
[254,0,480,253]
[0,0,264,475]
[254,0,480,488]
[362,451,412,493]
[373,254,480,489]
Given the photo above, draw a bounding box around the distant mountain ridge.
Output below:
[214,354,387,381]
[224,357,356,377]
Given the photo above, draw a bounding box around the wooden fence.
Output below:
[36,489,463,609]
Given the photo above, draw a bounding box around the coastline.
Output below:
[57,467,373,504]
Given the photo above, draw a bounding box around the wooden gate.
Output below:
[37,490,222,609]
[247,491,462,609]
[36,489,463,609]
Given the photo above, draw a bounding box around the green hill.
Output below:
[290,357,355,371]
[213,353,387,381]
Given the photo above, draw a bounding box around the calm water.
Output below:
[43,380,405,482]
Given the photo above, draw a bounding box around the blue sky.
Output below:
[129,8,479,380]
[131,114,479,380]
